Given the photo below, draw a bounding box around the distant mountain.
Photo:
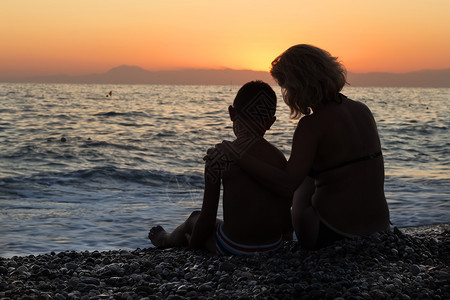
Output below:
[3,65,276,86]
[1,65,449,87]
[347,69,450,87]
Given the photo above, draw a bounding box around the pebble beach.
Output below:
[1,224,448,299]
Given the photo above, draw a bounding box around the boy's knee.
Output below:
[189,210,201,219]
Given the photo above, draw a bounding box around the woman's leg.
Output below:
[291,177,320,249]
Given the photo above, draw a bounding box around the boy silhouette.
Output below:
[148,81,292,255]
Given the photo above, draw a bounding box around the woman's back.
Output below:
[305,97,390,235]
[312,97,381,171]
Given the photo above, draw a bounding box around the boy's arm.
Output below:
[189,164,221,249]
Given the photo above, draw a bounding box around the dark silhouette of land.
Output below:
[1,65,449,87]
[346,69,450,88]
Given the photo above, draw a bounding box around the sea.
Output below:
[0,83,448,258]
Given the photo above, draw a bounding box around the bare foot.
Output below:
[148,225,169,248]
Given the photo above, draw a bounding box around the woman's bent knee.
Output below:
[292,206,320,249]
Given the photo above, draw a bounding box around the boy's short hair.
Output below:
[233,81,277,124]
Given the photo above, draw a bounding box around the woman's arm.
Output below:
[220,116,319,199]
[234,151,297,198]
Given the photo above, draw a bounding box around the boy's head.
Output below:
[229,81,277,136]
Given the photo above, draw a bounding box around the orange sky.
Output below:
[1,0,450,77]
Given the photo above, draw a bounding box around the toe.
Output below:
[148,226,158,238]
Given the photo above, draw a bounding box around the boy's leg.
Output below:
[291,177,320,249]
[149,210,201,248]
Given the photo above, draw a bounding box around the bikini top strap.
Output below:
[309,151,383,178]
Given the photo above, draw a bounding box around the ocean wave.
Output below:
[155,130,177,137]
[0,167,204,189]
[79,140,146,152]
[93,111,148,118]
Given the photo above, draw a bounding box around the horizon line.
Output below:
[2,65,450,79]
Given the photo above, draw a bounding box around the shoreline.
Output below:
[1,223,448,299]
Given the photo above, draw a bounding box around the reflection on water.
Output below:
[0,83,448,257]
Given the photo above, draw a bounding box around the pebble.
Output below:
[198,282,213,292]
[410,264,421,276]
[219,261,235,272]
[0,224,448,299]
[65,262,78,270]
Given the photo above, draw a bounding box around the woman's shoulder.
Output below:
[295,97,376,135]
[325,97,375,120]
[346,97,372,112]
[295,112,320,132]
[296,100,340,125]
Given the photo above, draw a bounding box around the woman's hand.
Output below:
[203,144,234,183]
[203,141,234,160]
[203,140,239,163]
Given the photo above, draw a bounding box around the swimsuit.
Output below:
[309,151,383,247]
[215,222,282,256]
[314,215,358,249]
[309,151,382,178]
[315,219,346,249]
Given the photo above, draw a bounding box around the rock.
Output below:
[198,282,213,292]
[80,276,100,285]
[219,261,235,272]
[65,263,78,270]
[0,266,8,275]
[347,286,360,294]
[176,285,188,295]
[0,224,448,299]
[240,271,254,280]
[185,290,197,298]
[15,265,29,273]
[119,250,134,259]
[410,264,421,276]
[437,270,448,278]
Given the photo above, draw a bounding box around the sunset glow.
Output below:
[1,0,450,77]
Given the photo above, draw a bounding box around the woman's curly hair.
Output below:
[270,44,348,119]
